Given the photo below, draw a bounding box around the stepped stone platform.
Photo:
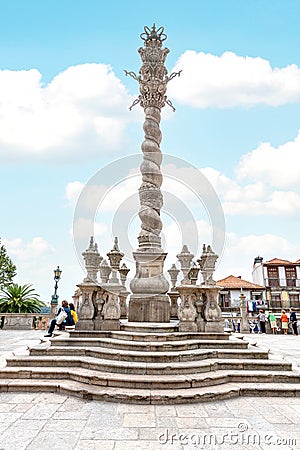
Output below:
[1,322,300,404]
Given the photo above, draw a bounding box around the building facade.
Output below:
[217,275,266,313]
[252,257,300,310]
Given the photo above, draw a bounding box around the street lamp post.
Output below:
[50,266,62,318]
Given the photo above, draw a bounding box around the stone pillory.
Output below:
[125,25,181,322]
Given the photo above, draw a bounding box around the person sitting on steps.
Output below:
[44,300,74,337]
[69,302,78,325]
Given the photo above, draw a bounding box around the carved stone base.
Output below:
[179,321,197,332]
[101,319,120,331]
[130,251,169,295]
[205,320,224,333]
[128,295,170,322]
[75,319,94,331]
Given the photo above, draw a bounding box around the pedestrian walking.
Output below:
[257,309,266,333]
[280,310,289,335]
[290,307,298,336]
[267,310,277,334]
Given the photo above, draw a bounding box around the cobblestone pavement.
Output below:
[0,330,299,450]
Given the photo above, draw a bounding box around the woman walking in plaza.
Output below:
[290,307,298,336]
[280,310,289,334]
[267,310,277,334]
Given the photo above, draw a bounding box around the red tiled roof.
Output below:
[216,275,265,290]
[264,258,295,265]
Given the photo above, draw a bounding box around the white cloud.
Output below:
[0,64,133,161]
[65,181,84,205]
[201,166,300,216]
[72,218,108,240]
[216,232,300,281]
[237,130,300,189]
[3,237,55,261]
[169,50,300,108]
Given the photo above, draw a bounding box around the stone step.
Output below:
[49,337,247,352]
[120,322,179,333]
[69,330,230,342]
[0,377,299,404]
[29,344,269,363]
[0,367,298,390]
[6,355,290,374]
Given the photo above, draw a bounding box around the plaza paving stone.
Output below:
[0,330,299,449]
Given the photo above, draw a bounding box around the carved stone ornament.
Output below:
[119,263,130,287]
[125,24,181,252]
[82,236,103,283]
[103,293,121,320]
[177,245,194,285]
[99,259,112,284]
[204,291,222,322]
[197,244,218,286]
[178,293,197,322]
[168,263,180,290]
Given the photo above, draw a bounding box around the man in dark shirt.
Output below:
[290,308,298,336]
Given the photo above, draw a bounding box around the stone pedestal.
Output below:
[128,295,170,322]
[129,251,170,322]
[101,319,121,331]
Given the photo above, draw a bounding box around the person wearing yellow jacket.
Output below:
[69,303,78,324]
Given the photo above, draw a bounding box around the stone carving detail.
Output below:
[82,236,102,283]
[204,291,222,322]
[119,263,130,287]
[177,245,194,285]
[103,293,121,320]
[99,259,112,284]
[168,263,180,290]
[78,291,95,320]
[198,244,218,286]
[125,25,180,250]
[178,293,197,322]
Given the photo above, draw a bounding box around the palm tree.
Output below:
[0,283,46,313]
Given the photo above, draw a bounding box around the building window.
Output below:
[220,291,230,308]
[289,294,299,307]
[285,267,297,287]
[270,293,281,308]
[267,267,279,287]
[252,292,262,301]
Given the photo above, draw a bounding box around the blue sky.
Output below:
[1,0,300,302]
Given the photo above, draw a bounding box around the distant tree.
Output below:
[0,283,46,313]
[0,238,17,290]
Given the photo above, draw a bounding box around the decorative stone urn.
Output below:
[176,245,194,285]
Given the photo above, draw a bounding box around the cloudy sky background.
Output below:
[1,0,300,302]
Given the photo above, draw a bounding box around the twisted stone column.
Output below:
[125,25,180,321]
[138,106,163,250]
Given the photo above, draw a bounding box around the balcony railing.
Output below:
[264,278,300,288]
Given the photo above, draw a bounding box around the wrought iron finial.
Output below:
[140,24,167,44]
